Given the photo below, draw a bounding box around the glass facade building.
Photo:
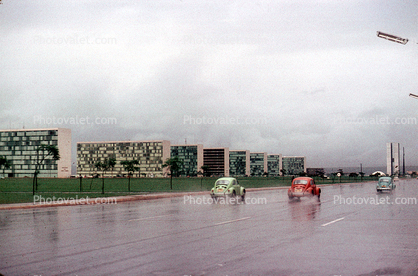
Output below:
[0,128,71,178]
[203,148,229,177]
[77,140,170,177]
[267,154,282,177]
[250,152,267,176]
[170,144,203,177]
[282,156,306,175]
[229,150,250,176]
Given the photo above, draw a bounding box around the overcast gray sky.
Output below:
[1,0,417,169]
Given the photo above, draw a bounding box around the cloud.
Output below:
[1,0,418,170]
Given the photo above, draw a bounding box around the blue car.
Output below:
[376,177,396,192]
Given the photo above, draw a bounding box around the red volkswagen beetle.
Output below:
[288,177,321,201]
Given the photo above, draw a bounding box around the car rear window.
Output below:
[216,180,229,185]
[294,180,308,184]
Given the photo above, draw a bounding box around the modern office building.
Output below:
[170,144,203,176]
[250,152,268,176]
[267,154,282,176]
[229,150,250,176]
[77,140,170,177]
[306,168,325,176]
[203,147,229,177]
[0,128,71,178]
[386,142,400,176]
[282,156,306,175]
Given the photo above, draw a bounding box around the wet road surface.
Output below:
[1,179,417,275]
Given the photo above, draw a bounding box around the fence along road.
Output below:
[0,179,417,275]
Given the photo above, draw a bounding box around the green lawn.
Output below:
[0,176,377,204]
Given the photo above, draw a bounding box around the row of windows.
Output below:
[78,143,163,148]
[5,164,58,170]
[0,140,57,147]
[0,135,57,141]
[79,167,162,172]
[171,152,198,156]
[0,131,56,137]
[78,156,162,162]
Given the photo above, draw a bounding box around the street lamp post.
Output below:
[409,93,418,99]
[377,31,408,45]
[377,32,417,100]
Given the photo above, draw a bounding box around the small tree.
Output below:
[121,160,139,192]
[108,158,116,177]
[280,169,286,181]
[200,165,210,177]
[95,158,116,194]
[0,156,11,178]
[162,156,183,190]
[349,172,358,178]
[33,144,60,195]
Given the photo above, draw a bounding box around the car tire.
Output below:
[232,191,236,198]
[241,190,246,201]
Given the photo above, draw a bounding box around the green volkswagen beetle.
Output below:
[376,176,396,192]
[210,177,246,200]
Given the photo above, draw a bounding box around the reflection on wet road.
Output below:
[1,179,417,275]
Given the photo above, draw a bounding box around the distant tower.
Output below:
[386,143,400,176]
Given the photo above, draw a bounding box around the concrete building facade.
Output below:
[229,150,250,176]
[203,147,229,177]
[267,154,282,176]
[250,152,268,176]
[77,140,170,177]
[0,128,71,178]
[386,142,400,176]
[282,156,306,175]
[170,144,204,176]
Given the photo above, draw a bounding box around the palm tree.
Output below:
[121,160,139,192]
[95,158,116,194]
[33,144,60,195]
[200,165,210,177]
[0,156,11,178]
[108,158,116,177]
[280,169,286,181]
[162,156,183,190]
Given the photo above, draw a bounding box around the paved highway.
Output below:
[1,179,417,275]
